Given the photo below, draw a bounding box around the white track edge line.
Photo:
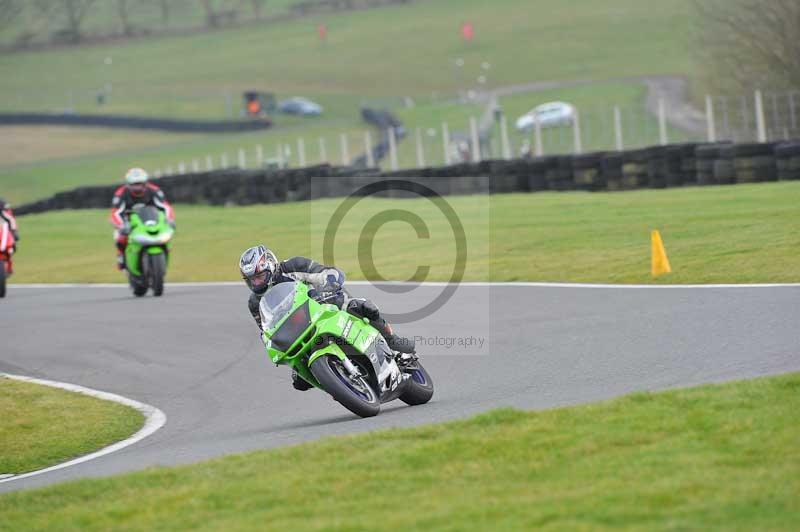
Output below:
[0,373,166,484]
[8,281,800,289]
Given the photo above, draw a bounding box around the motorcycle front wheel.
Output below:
[148,253,166,297]
[310,356,380,418]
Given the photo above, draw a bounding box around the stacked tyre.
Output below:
[646,146,669,189]
[694,143,733,185]
[732,143,778,183]
[621,148,650,189]
[601,152,624,191]
[546,156,574,191]
[572,152,606,191]
[775,142,800,181]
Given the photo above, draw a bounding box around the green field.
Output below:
[1,372,797,530]
[0,377,144,475]
[0,0,691,117]
[9,182,800,285]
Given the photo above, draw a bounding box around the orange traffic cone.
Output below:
[651,230,672,277]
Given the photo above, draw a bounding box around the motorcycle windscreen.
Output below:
[134,205,160,224]
[270,302,311,353]
[259,282,298,332]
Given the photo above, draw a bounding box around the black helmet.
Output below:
[239,245,279,295]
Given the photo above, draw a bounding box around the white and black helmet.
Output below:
[239,245,279,295]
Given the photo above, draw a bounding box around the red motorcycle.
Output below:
[0,219,15,298]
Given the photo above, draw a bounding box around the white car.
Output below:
[515,101,576,131]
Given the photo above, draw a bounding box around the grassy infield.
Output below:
[9,182,800,285]
[1,374,798,530]
[0,377,143,475]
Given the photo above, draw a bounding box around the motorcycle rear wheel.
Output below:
[0,260,6,298]
[310,356,380,418]
[399,361,434,406]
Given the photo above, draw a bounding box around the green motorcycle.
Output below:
[260,281,434,418]
[125,205,174,297]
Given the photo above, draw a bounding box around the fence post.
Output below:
[500,115,511,159]
[755,90,767,142]
[771,93,780,137]
[415,127,426,167]
[191,159,199,172]
[340,133,350,166]
[705,95,716,142]
[318,138,328,164]
[658,98,668,145]
[238,148,246,168]
[277,144,285,168]
[534,119,543,156]
[205,155,213,171]
[442,122,451,165]
[364,131,374,167]
[256,144,264,167]
[297,138,306,167]
[613,105,624,151]
[388,127,399,171]
[469,116,481,162]
[572,110,583,154]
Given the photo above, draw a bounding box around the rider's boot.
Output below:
[292,369,312,391]
[374,318,416,354]
[115,243,126,270]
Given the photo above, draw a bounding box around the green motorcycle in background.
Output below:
[260,281,434,418]
[125,205,174,297]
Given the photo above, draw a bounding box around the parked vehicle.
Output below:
[277,97,323,116]
[515,101,576,131]
[125,205,174,297]
[259,281,434,418]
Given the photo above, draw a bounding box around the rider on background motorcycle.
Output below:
[0,198,20,273]
[109,168,175,270]
[239,245,415,390]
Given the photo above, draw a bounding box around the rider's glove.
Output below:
[168,220,176,230]
[322,268,345,292]
[11,230,19,241]
[120,222,132,236]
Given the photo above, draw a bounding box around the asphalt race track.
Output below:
[1,283,798,493]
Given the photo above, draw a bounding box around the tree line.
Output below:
[0,0,270,45]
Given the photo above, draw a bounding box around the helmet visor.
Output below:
[249,270,272,292]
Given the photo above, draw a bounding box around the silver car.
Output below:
[515,101,575,131]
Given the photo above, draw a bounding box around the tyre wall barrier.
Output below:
[0,113,272,133]
[14,141,800,216]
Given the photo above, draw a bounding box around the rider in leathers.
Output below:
[239,245,415,390]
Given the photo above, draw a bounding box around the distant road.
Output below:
[490,75,707,135]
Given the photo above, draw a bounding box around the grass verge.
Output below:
[0,377,144,475]
[1,373,798,530]
[8,182,800,284]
